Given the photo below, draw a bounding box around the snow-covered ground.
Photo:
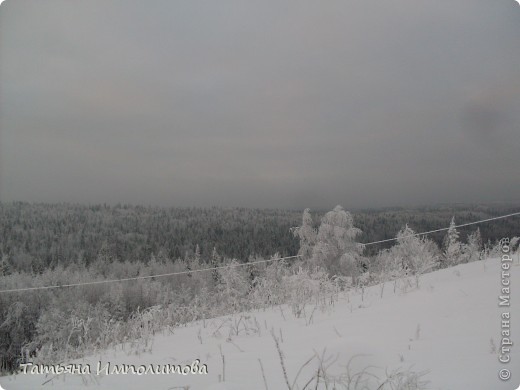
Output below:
[2,257,519,390]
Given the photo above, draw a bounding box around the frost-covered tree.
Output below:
[97,241,112,263]
[89,241,115,277]
[184,245,202,278]
[210,246,221,285]
[374,248,404,284]
[249,254,290,308]
[394,225,437,275]
[375,225,438,292]
[194,244,201,262]
[443,217,461,267]
[216,260,250,311]
[461,228,482,263]
[0,254,11,276]
[511,237,520,265]
[312,205,364,280]
[292,208,317,261]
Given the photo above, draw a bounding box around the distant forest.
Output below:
[1,201,519,273]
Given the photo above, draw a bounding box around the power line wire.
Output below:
[0,255,301,294]
[361,211,520,246]
[1,211,519,294]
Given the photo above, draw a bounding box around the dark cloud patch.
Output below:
[461,85,520,149]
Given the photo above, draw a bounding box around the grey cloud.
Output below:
[1,0,519,209]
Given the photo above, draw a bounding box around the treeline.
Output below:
[354,203,520,255]
[1,201,519,273]
[0,202,300,273]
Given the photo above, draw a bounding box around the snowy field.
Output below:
[1,257,518,390]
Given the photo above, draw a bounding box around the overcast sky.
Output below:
[1,0,519,210]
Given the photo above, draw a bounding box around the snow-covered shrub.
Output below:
[511,237,520,253]
[374,249,403,282]
[486,238,508,259]
[378,226,437,277]
[283,267,337,317]
[249,259,290,308]
[0,300,38,371]
[32,301,114,362]
[125,305,163,350]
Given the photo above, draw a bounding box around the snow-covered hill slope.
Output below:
[2,257,519,390]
